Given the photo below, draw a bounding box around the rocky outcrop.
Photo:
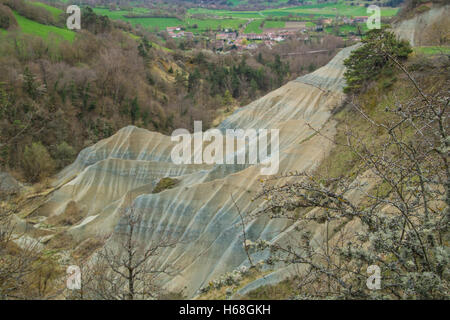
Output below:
[36,45,357,297]
[0,171,22,199]
[393,5,449,46]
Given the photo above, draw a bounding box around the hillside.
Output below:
[1,1,344,185]
[11,11,75,40]
[11,44,355,298]
[0,0,449,301]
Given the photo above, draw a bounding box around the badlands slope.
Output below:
[37,45,356,297]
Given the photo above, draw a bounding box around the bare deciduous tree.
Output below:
[79,203,179,300]
[231,193,254,268]
[0,204,41,299]
[251,51,449,299]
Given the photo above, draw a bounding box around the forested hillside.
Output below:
[0,0,343,183]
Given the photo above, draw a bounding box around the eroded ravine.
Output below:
[35,45,357,297]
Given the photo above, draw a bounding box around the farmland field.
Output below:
[93,8,247,32]
[245,20,288,34]
[91,1,399,34]
[265,3,399,17]
[245,20,264,33]
[188,8,264,19]
[11,12,75,41]
[119,17,183,30]
[92,8,183,30]
[188,1,398,18]
[189,8,263,18]
[184,18,247,32]
[225,0,290,6]
[264,20,286,29]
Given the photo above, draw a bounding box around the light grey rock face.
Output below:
[393,5,449,46]
[40,45,358,297]
[0,171,22,199]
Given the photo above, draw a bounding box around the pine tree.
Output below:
[130,97,140,125]
[23,67,38,99]
[0,82,9,118]
[222,89,233,107]
[343,28,412,93]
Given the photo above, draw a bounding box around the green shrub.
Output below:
[152,177,179,193]
[22,142,55,182]
[54,141,76,168]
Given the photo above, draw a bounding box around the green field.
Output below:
[414,46,450,55]
[28,1,63,19]
[264,20,286,29]
[324,22,369,35]
[121,17,183,30]
[91,1,399,34]
[12,12,75,41]
[225,0,290,7]
[93,8,247,32]
[244,19,286,33]
[265,3,398,17]
[189,1,399,19]
[2,2,74,42]
[188,8,264,19]
[184,17,247,32]
[244,20,264,33]
[92,7,151,19]
[93,8,183,30]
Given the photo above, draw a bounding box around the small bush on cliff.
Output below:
[152,177,179,193]
[343,28,412,93]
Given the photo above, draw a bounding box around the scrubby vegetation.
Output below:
[152,177,180,193]
[1,0,61,26]
[47,201,83,226]
[0,206,64,299]
[22,142,55,182]
[397,0,447,19]
[246,29,449,299]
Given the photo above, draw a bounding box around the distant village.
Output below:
[166,15,367,51]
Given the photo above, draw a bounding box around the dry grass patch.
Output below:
[46,201,84,226]
[72,237,104,261]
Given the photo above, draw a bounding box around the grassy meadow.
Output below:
[12,12,75,41]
